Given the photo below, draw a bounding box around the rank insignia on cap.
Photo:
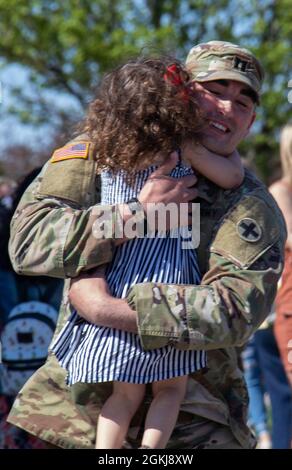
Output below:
[51,142,89,163]
[233,56,249,72]
[237,218,262,243]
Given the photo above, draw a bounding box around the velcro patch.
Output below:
[51,142,89,163]
[210,195,280,269]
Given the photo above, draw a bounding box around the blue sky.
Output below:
[0,63,82,153]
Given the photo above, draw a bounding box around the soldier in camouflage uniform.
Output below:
[8,41,286,449]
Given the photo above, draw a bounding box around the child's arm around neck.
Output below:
[182,141,244,189]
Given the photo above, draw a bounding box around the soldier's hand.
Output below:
[138,151,198,207]
[138,151,197,230]
[115,151,197,243]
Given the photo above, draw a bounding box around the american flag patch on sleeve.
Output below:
[51,142,89,163]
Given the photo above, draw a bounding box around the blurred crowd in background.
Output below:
[0,171,63,448]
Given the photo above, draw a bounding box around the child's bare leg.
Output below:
[96,381,145,449]
[141,375,188,449]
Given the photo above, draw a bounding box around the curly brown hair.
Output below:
[81,56,203,173]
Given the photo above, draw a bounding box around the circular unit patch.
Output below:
[236,218,262,243]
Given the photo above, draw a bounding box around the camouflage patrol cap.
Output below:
[186,41,264,102]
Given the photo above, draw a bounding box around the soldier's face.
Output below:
[189,79,256,155]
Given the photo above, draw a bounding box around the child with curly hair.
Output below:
[51,56,244,449]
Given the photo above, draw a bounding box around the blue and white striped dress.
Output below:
[51,161,206,384]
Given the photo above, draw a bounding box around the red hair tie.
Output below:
[163,64,190,102]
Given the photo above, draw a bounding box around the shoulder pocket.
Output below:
[38,145,97,207]
[210,196,280,269]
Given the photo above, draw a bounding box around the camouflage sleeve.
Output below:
[8,140,117,278]
[127,194,286,351]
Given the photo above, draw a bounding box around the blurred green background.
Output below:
[0,0,291,182]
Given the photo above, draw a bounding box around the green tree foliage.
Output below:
[0,0,291,180]
[236,0,292,180]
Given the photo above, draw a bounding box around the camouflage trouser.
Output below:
[8,355,246,449]
[43,424,243,450]
[127,418,244,449]
[169,420,244,449]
